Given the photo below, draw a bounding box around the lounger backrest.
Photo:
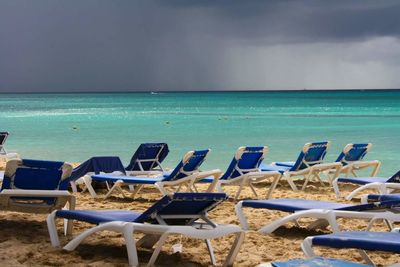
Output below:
[291,141,330,171]
[0,131,9,154]
[336,143,372,165]
[0,132,8,146]
[163,149,210,182]
[69,156,126,181]
[135,192,227,225]
[387,170,400,183]
[125,143,169,171]
[220,146,268,180]
[1,159,73,204]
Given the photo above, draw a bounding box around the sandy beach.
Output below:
[0,160,398,267]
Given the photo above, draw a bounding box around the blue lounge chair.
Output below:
[333,170,400,200]
[260,141,342,191]
[271,257,370,267]
[0,158,75,214]
[335,143,380,177]
[235,197,400,233]
[47,192,244,267]
[85,150,212,198]
[125,143,169,174]
[302,231,400,266]
[194,146,281,201]
[68,156,126,194]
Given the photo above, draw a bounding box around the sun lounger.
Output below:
[68,156,126,194]
[302,231,400,266]
[271,256,370,267]
[86,150,213,198]
[194,146,281,201]
[235,197,400,233]
[333,170,400,200]
[125,143,169,175]
[47,192,244,267]
[336,143,380,177]
[0,158,75,214]
[260,141,342,191]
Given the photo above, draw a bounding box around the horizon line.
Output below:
[1,88,400,94]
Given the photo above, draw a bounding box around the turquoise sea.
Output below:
[0,91,399,176]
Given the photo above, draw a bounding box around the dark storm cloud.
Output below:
[158,0,400,44]
[0,0,399,92]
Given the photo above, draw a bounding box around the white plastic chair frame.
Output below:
[47,207,244,266]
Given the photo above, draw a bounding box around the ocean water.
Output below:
[0,90,399,176]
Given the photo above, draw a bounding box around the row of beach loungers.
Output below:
[1,135,400,266]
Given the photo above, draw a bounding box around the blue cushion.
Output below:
[91,174,165,184]
[274,161,295,167]
[272,257,369,267]
[198,176,216,183]
[337,177,388,185]
[367,194,400,202]
[241,199,355,212]
[56,210,142,224]
[259,164,292,173]
[13,168,62,190]
[312,231,400,253]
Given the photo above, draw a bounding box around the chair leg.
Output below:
[147,233,168,266]
[47,211,60,247]
[234,201,249,230]
[82,175,98,198]
[122,224,139,267]
[205,239,216,266]
[248,183,258,198]
[284,173,298,191]
[265,174,281,199]
[70,181,78,193]
[301,237,316,258]
[358,250,375,266]
[223,231,245,267]
[130,184,144,198]
[332,178,341,198]
[104,180,124,199]
[234,183,244,201]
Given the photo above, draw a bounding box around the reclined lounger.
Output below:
[47,192,244,267]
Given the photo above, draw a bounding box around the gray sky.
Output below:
[1,0,400,92]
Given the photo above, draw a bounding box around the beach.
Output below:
[0,158,397,266]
